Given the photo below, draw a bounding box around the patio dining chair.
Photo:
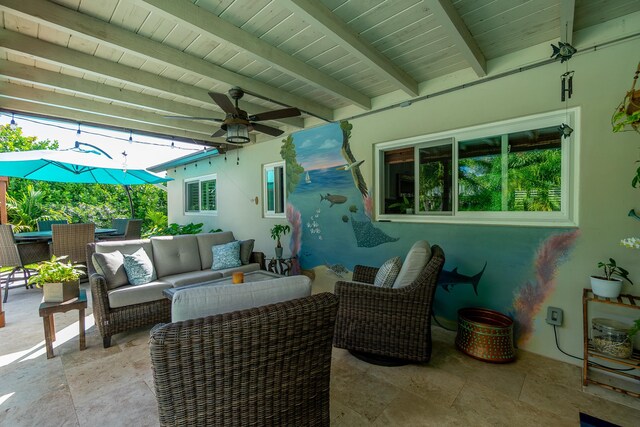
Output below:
[0,224,36,303]
[98,219,142,241]
[37,219,68,232]
[51,223,96,266]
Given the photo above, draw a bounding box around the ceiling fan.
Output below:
[166,87,301,144]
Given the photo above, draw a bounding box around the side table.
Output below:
[267,257,298,276]
[38,289,87,359]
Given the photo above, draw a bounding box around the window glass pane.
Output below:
[185,182,199,212]
[266,169,275,212]
[201,179,217,211]
[418,143,452,213]
[507,126,562,211]
[274,166,284,214]
[382,147,414,214]
[458,136,502,211]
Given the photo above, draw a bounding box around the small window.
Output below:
[263,161,286,218]
[375,109,578,226]
[185,174,217,214]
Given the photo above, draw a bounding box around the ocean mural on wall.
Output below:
[281,121,577,343]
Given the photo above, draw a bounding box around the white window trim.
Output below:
[263,161,287,218]
[184,173,218,216]
[374,108,580,227]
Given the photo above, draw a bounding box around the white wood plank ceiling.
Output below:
[0,0,638,148]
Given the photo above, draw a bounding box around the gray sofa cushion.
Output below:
[171,275,312,322]
[196,231,235,270]
[239,239,255,265]
[162,270,224,288]
[96,239,154,260]
[151,235,201,278]
[394,240,431,288]
[91,250,128,290]
[107,280,173,308]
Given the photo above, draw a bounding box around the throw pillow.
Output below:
[92,250,128,290]
[123,247,156,286]
[394,240,431,288]
[374,257,402,288]
[239,239,255,265]
[211,240,242,270]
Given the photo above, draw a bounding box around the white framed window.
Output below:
[374,109,579,227]
[263,161,286,218]
[185,174,217,215]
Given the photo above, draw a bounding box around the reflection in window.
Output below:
[419,143,452,213]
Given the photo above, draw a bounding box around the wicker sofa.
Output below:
[87,231,265,347]
[150,293,338,427]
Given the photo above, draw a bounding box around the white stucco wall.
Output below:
[164,31,640,363]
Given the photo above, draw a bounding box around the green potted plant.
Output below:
[29,255,85,303]
[590,258,633,298]
[270,224,290,259]
[388,195,414,214]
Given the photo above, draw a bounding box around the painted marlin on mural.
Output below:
[320,193,347,207]
[438,262,487,296]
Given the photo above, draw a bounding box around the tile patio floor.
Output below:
[0,278,639,426]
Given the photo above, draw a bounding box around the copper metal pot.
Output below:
[455,307,515,363]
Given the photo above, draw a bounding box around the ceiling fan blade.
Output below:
[249,107,301,122]
[164,115,224,122]
[250,122,284,137]
[208,92,237,114]
[211,128,226,138]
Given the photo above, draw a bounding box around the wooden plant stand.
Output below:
[39,289,87,359]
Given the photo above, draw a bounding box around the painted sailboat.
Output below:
[305,171,311,184]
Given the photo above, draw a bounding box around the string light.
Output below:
[9,113,17,130]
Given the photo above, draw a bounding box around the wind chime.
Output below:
[550,35,577,138]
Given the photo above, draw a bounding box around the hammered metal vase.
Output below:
[455,307,516,363]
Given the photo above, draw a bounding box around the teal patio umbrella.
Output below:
[0,142,172,216]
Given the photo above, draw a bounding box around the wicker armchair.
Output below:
[149,293,338,427]
[51,223,96,265]
[333,245,445,364]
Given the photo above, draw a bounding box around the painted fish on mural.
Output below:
[320,193,347,207]
[438,262,487,296]
[326,263,349,278]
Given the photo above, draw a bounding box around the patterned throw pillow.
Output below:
[123,247,156,286]
[374,257,402,288]
[212,240,242,270]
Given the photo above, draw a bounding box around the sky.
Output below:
[292,122,346,171]
[0,112,205,170]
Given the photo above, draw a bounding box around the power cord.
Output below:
[553,325,636,372]
[431,308,456,332]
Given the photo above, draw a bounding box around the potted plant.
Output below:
[28,255,85,303]
[270,224,290,259]
[590,258,633,298]
[389,196,414,214]
[611,62,640,134]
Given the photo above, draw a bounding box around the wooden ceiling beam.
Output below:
[281,0,419,97]
[0,98,223,148]
[0,0,333,121]
[0,83,258,145]
[560,0,576,45]
[138,0,370,111]
[423,0,487,77]
[0,29,304,129]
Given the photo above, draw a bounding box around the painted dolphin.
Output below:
[336,159,365,171]
[320,193,347,207]
[438,262,487,296]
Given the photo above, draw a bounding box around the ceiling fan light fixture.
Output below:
[225,123,250,143]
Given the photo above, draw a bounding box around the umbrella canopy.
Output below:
[0,144,172,185]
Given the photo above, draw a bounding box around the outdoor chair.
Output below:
[98,219,142,241]
[122,219,142,240]
[0,224,36,303]
[149,293,338,427]
[111,218,129,236]
[36,219,68,232]
[333,243,445,365]
[51,223,96,266]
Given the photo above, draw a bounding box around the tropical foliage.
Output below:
[27,255,85,287]
[280,134,304,196]
[1,124,167,232]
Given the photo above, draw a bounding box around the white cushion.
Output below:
[393,241,431,288]
[171,275,312,322]
[374,257,402,288]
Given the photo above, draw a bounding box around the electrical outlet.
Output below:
[546,306,563,326]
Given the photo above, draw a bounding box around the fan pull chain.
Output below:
[236,150,239,166]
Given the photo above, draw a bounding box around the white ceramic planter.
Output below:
[590,276,623,298]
